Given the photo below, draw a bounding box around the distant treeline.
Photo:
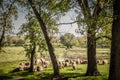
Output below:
[2,35,110,48]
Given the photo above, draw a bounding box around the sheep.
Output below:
[36,66,43,71]
[10,63,24,73]
[64,62,69,67]
[65,59,70,63]
[35,59,41,65]
[58,61,65,69]
[40,58,46,64]
[102,60,108,65]
[96,60,101,64]
[75,58,81,64]
[42,60,50,68]
[81,60,87,64]
[24,62,30,70]
[19,64,24,71]
[72,61,76,70]
[24,62,30,66]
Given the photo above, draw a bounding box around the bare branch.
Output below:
[56,20,78,25]
[96,36,111,41]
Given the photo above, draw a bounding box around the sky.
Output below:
[57,10,79,36]
[13,8,79,37]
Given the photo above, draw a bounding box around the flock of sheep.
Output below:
[10,58,50,73]
[58,58,108,70]
[10,57,108,73]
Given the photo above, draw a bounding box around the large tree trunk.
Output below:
[29,42,36,72]
[109,0,120,79]
[0,27,5,47]
[86,30,100,76]
[77,0,101,76]
[28,0,62,79]
[0,20,6,49]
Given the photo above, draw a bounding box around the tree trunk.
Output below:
[29,42,36,72]
[0,27,5,47]
[28,0,62,79]
[109,0,120,79]
[85,30,100,76]
[77,0,102,76]
[0,20,6,49]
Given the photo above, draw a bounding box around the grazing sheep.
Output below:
[41,58,46,64]
[24,62,30,66]
[76,58,80,64]
[35,59,41,65]
[42,60,50,68]
[96,60,101,64]
[70,59,74,64]
[58,61,65,69]
[24,62,30,70]
[34,67,37,72]
[81,60,87,64]
[10,63,24,73]
[36,66,43,71]
[65,59,70,63]
[72,61,76,70]
[64,62,69,67]
[19,65,24,71]
[102,60,108,65]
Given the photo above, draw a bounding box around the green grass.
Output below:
[0,46,110,80]
[0,47,27,63]
[0,64,108,80]
[0,63,109,80]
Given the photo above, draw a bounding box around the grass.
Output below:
[0,47,26,63]
[0,63,109,80]
[0,64,109,80]
[0,46,110,80]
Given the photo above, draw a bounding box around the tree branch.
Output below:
[92,0,102,16]
[96,36,111,41]
[77,0,91,17]
[56,20,78,25]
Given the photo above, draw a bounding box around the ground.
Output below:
[0,46,109,80]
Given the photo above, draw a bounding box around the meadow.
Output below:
[0,46,110,80]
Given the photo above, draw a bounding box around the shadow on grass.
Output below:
[0,71,108,80]
[0,75,13,80]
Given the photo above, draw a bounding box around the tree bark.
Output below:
[0,26,5,47]
[0,18,6,49]
[109,0,120,79]
[77,0,101,76]
[29,42,36,72]
[28,0,61,79]
[86,30,100,76]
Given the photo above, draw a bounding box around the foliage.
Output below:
[60,33,78,49]
[3,36,25,46]
[97,38,111,48]
[0,0,18,49]
[18,16,47,59]
[77,36,87,48]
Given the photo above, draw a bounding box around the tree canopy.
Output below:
[60,33,78,49]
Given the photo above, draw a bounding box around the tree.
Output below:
[19,17,47,72]
[109,0,120,79]
[96,38,111,48]
[18,0,72,78]
[76,0,112,76]
[60,33,78,49]
[27,0,62,79]
[0,0,18,50]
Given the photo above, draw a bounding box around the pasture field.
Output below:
[0,47,110,80]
